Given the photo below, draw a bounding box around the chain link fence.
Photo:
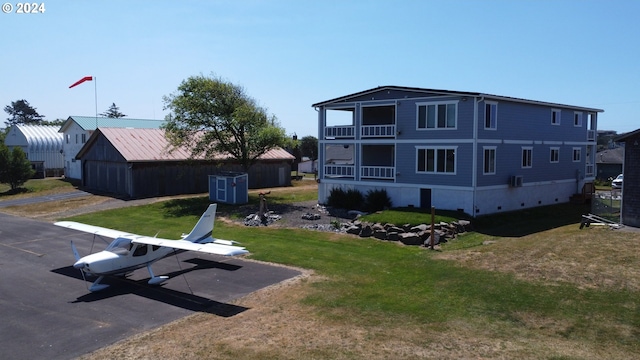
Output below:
[591,190,622,223]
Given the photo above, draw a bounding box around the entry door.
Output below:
[420,188,432,209]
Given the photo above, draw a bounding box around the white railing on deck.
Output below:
[325,126,355,139]
[587,130,596,141]
[324,165,355,177]
[361,125,396,138]
[586,163,594,176]
[360,166,395,180]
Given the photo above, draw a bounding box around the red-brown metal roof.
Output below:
[92,128,294,162]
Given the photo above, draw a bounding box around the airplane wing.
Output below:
[54,221,135,239]
[131,236,249,256]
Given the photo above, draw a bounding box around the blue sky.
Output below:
[1,0,638,137]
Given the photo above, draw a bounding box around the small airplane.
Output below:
[54,204,248,292]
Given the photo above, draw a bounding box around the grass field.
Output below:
[62,192,640,359]
[0,177,77,198]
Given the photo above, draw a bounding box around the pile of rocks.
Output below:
[243,211,282,226]
[342,219,473,246]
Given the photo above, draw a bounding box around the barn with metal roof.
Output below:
[58,116,166,179]
[75,127,295,198]
[5,125,64,177]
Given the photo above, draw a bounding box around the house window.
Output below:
[82,133,87,143]
[485,102,497,130]
[417,102,457,129]
[573,147,581,162]
[551,109,561,125]
[550,147,559,163]
[417,147,456,174]
[574,112,582,127]
[522,147,532,168]
[75,134,78,144]
[483,147,496,174]
[66,134,70,144]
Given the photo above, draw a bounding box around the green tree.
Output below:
[300,135,318,160]
[162,75,287,172]
[100,103,126,118]
[42,119,66,126]
[4,99,45,127]
[0,127,7,145]
[0,144,33,190]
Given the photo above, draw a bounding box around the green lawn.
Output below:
[62,198,640,356]
[0,177,77,198]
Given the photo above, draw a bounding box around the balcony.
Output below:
[361,166,395,180]
[361,125,396,138]
[325,126,355,139]
[587,130,596,141]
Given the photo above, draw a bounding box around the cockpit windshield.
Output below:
[105,237,133,255]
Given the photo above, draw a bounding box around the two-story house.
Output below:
[58,116,165,179]
[312,86,602,216]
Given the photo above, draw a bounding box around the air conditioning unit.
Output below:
[510,175,523,187]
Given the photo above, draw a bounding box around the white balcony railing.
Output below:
[361,125,396,138]
[325,126,355,139]
[324,165,355,177]
[587,130,596,141]
[586,163,594,176]
[360,166,395,180]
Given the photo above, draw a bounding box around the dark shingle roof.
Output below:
[312,85,604,113]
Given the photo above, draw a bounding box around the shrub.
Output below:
[327,187,364,210]
[364,189,392,212]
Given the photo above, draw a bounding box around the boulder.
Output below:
[359,224,373,237]
[424,232,441,246]
[346,225,362,235]
[399,232,422,245]
[410,224,429,233]
[373,229,388,240]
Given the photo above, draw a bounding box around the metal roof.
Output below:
[312,85,605,113]
[5,125,63,152]
[77,128,294,162]
[59,116,165,132]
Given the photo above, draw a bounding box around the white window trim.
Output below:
[522,146,533,169]
[551,109,561,125]
[484,101,498,130]
[415,100,459,130]
[574,111,583,127]
[550,147,560,163]
[573,147,581,162]
[415,146,458,175]
[483,146,496,175]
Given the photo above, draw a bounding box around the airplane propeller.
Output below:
[70,241,90,291]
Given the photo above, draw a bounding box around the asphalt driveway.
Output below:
[0,212,301,360]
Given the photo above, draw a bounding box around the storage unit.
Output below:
[209,172,248,204]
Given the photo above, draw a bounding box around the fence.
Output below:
[591,190,621,223]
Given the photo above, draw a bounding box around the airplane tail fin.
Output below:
[183,204,217,243]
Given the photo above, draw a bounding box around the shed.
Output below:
[4,125,64,177]
[75,127,295,198]
[616,129,640,227]
[209,172,248,204]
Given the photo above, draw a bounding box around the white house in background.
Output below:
[5,125,64,177]
[298,157,318,173]
[58,116,165,179]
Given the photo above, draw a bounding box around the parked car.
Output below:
[612,174,623,189]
